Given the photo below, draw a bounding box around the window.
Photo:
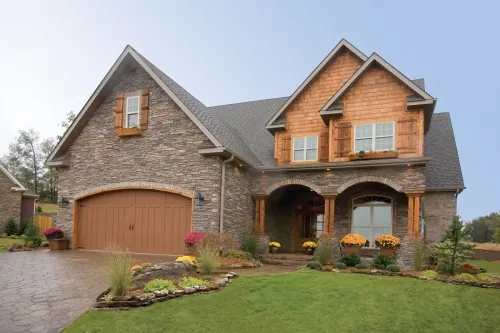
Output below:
[126,96,140,128]
[354,122,394,152]
[352,196,392,247]
[293,136,318,161]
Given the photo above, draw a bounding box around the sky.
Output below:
[0,0,498,221]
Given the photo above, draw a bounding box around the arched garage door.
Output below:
[77,189,192,254]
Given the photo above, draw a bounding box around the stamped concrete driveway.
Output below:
[0,250,175,333]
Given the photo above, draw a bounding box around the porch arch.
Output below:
[264,179,323,196]
[336,176,403,194]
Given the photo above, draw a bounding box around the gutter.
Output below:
[219,154,234,233]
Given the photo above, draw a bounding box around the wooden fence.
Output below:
[34,215,53,234]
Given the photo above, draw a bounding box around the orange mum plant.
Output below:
[375,235,401,249]
[340,233,368,247]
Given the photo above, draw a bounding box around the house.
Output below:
[46,39,464,258]
[0,164,39,231]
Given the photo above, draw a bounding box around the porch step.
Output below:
[261,253,313,266]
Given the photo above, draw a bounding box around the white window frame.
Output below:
[351,195,393,248]
[353,121,395,152]
[292,135,318,162]
[125,96,141,128]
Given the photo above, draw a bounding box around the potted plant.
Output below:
[374,234,400,258]
[303,241,317,255]
[268,241,281,254]
[184,232,205,256]
[44,228,69,250]
[340,233,367,256]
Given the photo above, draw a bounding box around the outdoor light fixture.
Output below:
[194,192,205,206]
[59,197,70,208]
[326,168,331,171]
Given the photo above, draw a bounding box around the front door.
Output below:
[294,213,324,251]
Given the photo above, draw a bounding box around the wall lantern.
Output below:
[59,197,70,208]
[194,192,205,206]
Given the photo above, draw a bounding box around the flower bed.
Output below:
[95,261,239,309]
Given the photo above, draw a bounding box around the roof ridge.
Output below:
[208,96,288,109]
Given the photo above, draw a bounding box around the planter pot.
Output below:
[380,247,397,258]
[270,247,278,254]
[343,245,362,256]
[48,238,69,250]
[305,248,315,255]
[186,245,199,256]
[349,151,398,161]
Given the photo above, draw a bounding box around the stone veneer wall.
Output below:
[56,64,223,241]
[422,191,457,242]
[222,164,254,244]
[0,172,21,231]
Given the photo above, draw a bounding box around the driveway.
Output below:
[0,250,175,333]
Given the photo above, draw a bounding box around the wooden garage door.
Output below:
[77,189,192,254]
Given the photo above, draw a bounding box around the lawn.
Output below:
[468,260,500,275]
[36,202,58,213]
[0,238,22,253]
[66,271,500,333]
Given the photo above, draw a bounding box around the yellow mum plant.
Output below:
[175,255,197,266]
[375,235,401,248]
[303,241,317,248]
[130,265,142,272]
[340,233,368,247]
[268,241,281,248]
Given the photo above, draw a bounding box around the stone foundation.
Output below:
[397,240,423,270]
[254,235,270,256]
[316,237,342,263]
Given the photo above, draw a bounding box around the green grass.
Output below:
[36,203,58,213]
[0,238,21,253]
[66,271,500,333]
[468,260,500,275]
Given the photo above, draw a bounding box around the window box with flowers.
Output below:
[268,241,281,254]
[44,228,69,250]
[375,235,400,258]
[303,241,317,255]
[348,150,398,161]
[184,232,205,256]
[340,234,368,256]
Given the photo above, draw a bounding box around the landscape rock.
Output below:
[174,290,185,297]
[153,290,169,297]
[135,293,155,301]
[112,296,133,301]
[183,287,196,294]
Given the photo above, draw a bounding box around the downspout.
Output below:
[219,154,235,233]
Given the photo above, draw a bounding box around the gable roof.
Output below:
[47,46,263,166]
[265,39,367,128]
[0,164,26,191]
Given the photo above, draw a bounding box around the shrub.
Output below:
[43,227,64,240]
[372,254,395,269]
[4,218,18,236]
[340,233,368,247]
[454,273,476,282]
[385,264,401,272]
[340,253,361,267]
[434,215,474,275]
[104,244,133,296]
[36,206,43,213]
[420,270,439,279]
[18,220,29,236]
[9,235,20,239]
[476,273,496,282]
[198,232,238,254]
[24,223,42,247]
[242,236,258,258]
[197,244,218,276]
[306,260,322,270]
[221,250,252,260]
[178,276,209,288]
[333,263,348,270]
[143,279,176,293]
[175,256,197,266]
[461,263,478,274]
[375,235,401,249]
[494,227,500,245]
[414,243,427,271]
[315,241,333,265]
[354,263,369,269]
[184,232,205,246]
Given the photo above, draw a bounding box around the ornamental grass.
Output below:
[104,244,133,296]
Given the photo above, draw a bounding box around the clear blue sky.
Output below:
[0,1,498,221]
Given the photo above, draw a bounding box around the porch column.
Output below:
[252,194,266,234]
[322,194,337,237]
[405,191,424,239]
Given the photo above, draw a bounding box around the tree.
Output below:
[464,212,500,243]
[434,215,474,275]
[57,110,76,140]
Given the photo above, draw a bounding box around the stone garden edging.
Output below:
[321,268,500,289]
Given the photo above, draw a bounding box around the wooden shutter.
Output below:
[115,93,124,129]
[281,134,292,164]
[319,130,329,162]
[140,88,149,130]
[335,122,352,157]
[396,116,418,154]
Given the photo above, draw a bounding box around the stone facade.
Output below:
[422,192,457,242]
[0,171,22,231]
[56,64,225,241]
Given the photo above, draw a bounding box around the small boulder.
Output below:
[184,287,196,294]
[112,295,133,301]
[174,290,185,297]
[136,293,155,301]
[225,273,234,279]
[153,290,169,297]
[228,271,238,277]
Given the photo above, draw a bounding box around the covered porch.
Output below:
[252,181,423,253]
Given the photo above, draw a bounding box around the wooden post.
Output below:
[407,196,414,239]
[405,191,424,240]
[413,196,421,237]
[324,198,330,236]
[330,196,335,234]
[252,194,266,234]
[259,200,266,234]
[322,194,337,237]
